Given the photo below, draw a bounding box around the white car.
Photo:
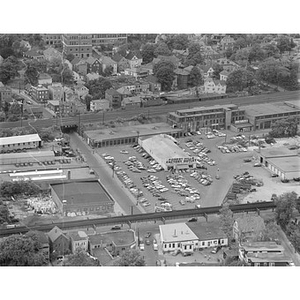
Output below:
[140,243,145,251]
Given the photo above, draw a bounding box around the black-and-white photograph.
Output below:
[0,1,299,299]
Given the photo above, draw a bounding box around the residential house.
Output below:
[73,71,82,82]
[86,72,101,83]
[141,63,154,76]
[134,81,150,94]
[86,56,102,74]
[219,70,231,81]
[203,78,227,94]
[105,89,122,109]
[125,51,143,69]
[239,241,292,266]
[116,86,132,98]
[47,226,70,256]
[43,47,63,62]
[233,214,266,242]
[71,57,88,76]
[144,75,161,93]
[47,100,60,114]
[90,99,110,112]
[112,53,129,72]
[23,49,44,60]
[215,58,240,72]
[31,85,49,102]
[99,56,117,74]
[74,84,89,100]
[198,64,215,78]
[121,96,142,109]
[174,68,190,90]
[38,73,53,86]
[124,67,151,79]
[219,35,235,51]
[0,85,12,106]
[68,231,89,254]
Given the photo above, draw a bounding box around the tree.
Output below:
[277,36,295,53]
[0,56,20,84]
[153,60,175,74]
[103,65,113,77]
[141,43,157,64]
[248,44,266,63]
[275,192,298,230]
[0,111,6,122]
[0,181,40,198]
[262,43,280,58]
[253,220,280,242]
[24,63,39,86]
[232,48,250,67]
[0,200,11,224]
[257,58,290,88]
[66,53,75,62]
[85,77,112,99]
[166,34,189,50]
[219,204,234,242]
[226,69,256,93]
[155,66,175,91]
[186,43,204,66]
[212,63,224,79]
[0,234,47,266]
[188,66,203,87]
[61,66,74,85]
[63,248,99,266]
[269,117,299,138]
[154,42,172,57]
[114,249,145,266]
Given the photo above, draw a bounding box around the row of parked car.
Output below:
[217,144,248,154]
[190,171,213,186]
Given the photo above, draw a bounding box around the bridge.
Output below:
[0,201,279,238]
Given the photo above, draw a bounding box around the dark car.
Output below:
[145,232,151,238]
[271,174,279,177]
[111,225,121,230]
[145,239,151,246]
[188,217,197,222]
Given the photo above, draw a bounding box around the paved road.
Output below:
[2,90,299,130]
[69,132,143,215]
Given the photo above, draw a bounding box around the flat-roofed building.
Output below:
[1,150,54,165]
[167,103,247,132]
[62,34,93,59]
[67,231,89,253]
[239,241,292,266]
[0,134,42,153]
[255,147,300,180]
[83,122,183,148]
[140,134,196,170]
[159,223,199,254]
[243,101,300,131]
[50,179,114,217]
[91,34,127,46]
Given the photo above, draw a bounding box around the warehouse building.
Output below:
[83,122,184,148]
[50,179,114,217]
[0,134,42,153]
[0,150,54,165]
[139,134,197,170]
[255,147,300,180]
[243,100,300,131]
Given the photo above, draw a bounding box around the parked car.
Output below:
[111,225,121,230]
[145,232,151,238]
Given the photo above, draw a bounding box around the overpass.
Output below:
[0,201,280,238]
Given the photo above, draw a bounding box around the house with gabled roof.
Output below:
[203,77,227,94]
[198,64,214,78]
[112,53,129,72]
[105,88,122,109]
[74,84,89,99]
[99,55,117,74]
[38,73,52,86]
[219,70,231,81]
[43,47,63,62]
[86,56,102,74]
[116,86,132,98]
[125,51,143,69]
[144,75,161,92]
[47,226,70,256]
[71,57,88,75]
[121,96,142,109]
[67,231,89,253]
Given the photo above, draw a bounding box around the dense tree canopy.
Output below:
[276,36,296,53]
[166,34,189,50]
[269,117,299,138]
[185,43,204,66]
[153,60,175,92]
[188,66,203,87]
[0,181,41,198]
[248,44,266,63]
[85,77,112,100]
[219,204,234,242]
[114,249,145,266]
[0,56,20,84]
[154,42,172,57]
[0,233,48,266]
[141,43,157,64]
[63,249,100,266]
[275,192,298,230]
[226,69,256,93]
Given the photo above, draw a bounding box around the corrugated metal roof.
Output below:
[0,134,41,146]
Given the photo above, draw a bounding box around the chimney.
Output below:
[173,229,177,237]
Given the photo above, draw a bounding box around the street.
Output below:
[69,132,143,215]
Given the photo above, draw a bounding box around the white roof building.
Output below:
[0,134,41,146]
[159,223,198,243]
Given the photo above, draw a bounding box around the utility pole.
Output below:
[78,111,81,135]
[20,99,24,128]
[102,110,105,124]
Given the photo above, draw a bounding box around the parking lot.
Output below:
[96,129,300,211]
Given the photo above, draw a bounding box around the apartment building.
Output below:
[62,34,93,58]
[91,34,127,46]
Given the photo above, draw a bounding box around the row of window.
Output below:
[163,239,224,249]
[255,111,300,120]
[1,142,36,148]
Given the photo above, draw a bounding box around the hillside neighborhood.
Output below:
[0,33,300,268]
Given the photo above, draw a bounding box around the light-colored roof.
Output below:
[159,223,198,243]
[0,134,41,146]
[141,134,188,163]
[68,231,88,241]
[0,150,54,160]
[246,253,292,263]
[256,146,298,158]
[122,96,141,104]
[268,156,300,173]
[241,241,284,252]
[48,100,60,106]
